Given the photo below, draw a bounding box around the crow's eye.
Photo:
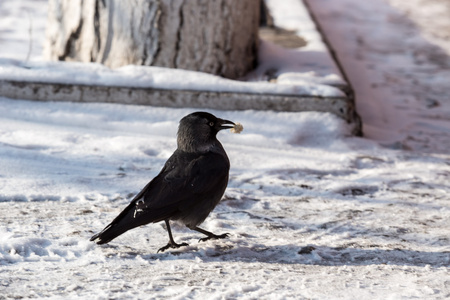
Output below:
[209,122,214,127]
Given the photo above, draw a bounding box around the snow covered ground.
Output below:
[0,0,449,299]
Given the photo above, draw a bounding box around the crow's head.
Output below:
[177,112,235,152]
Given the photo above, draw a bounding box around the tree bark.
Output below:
[45,0,260,79]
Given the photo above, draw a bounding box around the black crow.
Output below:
[90,111,238,252]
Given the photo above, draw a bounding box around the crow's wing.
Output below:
[135,149,230,218]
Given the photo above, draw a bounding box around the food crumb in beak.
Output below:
[231,122,243,134]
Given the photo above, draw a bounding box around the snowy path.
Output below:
[1,0,450,299]
[1,100,448,298]
[307,0,450,153]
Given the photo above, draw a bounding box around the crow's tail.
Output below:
[89,198,176,245]
[90,206,146,244]
[90,223,129,244]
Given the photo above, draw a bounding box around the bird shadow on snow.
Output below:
[102,242,449,268]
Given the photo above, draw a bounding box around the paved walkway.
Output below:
[307,0,450,154]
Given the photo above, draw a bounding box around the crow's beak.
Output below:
[217,118,235,131]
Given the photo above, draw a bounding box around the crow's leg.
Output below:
[192,226,229,243]
[157,220,189,253]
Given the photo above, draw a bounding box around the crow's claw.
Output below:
[157,242,189,253]
[198,233,230,243]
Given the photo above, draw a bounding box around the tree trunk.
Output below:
[45,0,260,79]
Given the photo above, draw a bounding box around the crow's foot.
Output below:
[157,241,189,253]
[198,233,229,243]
